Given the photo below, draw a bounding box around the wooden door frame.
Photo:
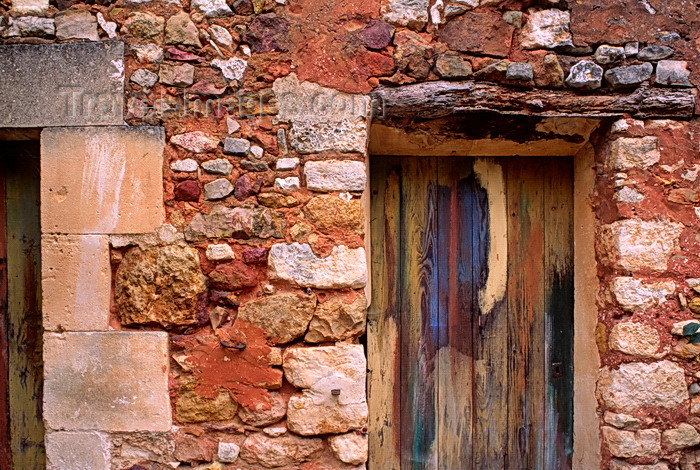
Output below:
[364,121,602,470]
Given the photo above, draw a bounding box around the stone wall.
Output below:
[2,0,700,467]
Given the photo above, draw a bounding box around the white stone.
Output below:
[268,243,367,289]
[209,24,233,47]
[96,12,117,38]
[44,332,171,432]
[663,423,700,451]
[688,278,700,294]
[202,158,233,175]
[304,160,367,192]
[46,431,110,470]
[131,68,158,88]
[263,425,287,437]
[272,74,369,154]
[218,442,240,462]
[602,426,660,458]
[382,0,429,30]
[226,116,241,134]
[206,244,234,261]
[274,177,300,191]
[276,158,299,171]
[284,344,368,435]
[521,9,573,50]
[212,57,247,81]
[610,277,675,311]
[171,131,220,153]
[11,0,48,14]
[204,178,234,200]
[609,460,669,470]
[289,118,368,154]
[191,0,232,17]
[611,119,630,133]
[599,361,689,412]
[614,187,645,203]
[328,432,368,465]
[608,322,662,358]
[250,145,264,158]
[599,219,683,272]
[171,158,199,173]
[15,16,55,37]
[609,137,660,170]
[604,411,640,429]
[131,44,164,63]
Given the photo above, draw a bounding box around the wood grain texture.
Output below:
[4,141,44,469]
[371,81,695,119]
[543,158,575,469]
[368,158,402,469]
[505,158,546,470]
[399,157,439,469]
[471,159,509,470]
[436,160,474,470]
[369,156,574,470]
[0,153,9,470]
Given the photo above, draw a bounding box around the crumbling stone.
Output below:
[594,45,625,65]
[608,322,662,358]
[191,0,232,18]
[237,391,287,426]
[124,12,164,40]
[599,219,683,272]
[231,207,285,239]
[662,423,700,451]
[609,137,660,170]
[165,11,201,47]
[382,0,429,30]
[176,387,239,423]
[243,14,289,53]
[203,178,234,200]
[159,63,195,86]
[439,11,514,57]
[521,9,573,50]
[268,243,367,289]
[217,442,240,463]
[638,45,673,61]
[304,160,367,192]
[239,433,323,468]
[655,60,692,87]
[185,205,236,241]
[305,293,367,343]
[171,131,219,153]
[362,19,394,50]
[284,344,368,435]
[599,361,688,412]
[603,426,661,458]
[610,277,675,312]
[434,52,472,79]
[303,195,364,235]
[565,60,603,90]
[605,63,653,89]
[237,293,317,344]
[55,10,98,41]
[329,432,369,465]
[115,245,207,326]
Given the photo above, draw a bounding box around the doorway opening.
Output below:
[368,156,574,469]
[0,139,44,469]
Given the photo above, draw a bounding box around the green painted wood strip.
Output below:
[543,158,575,469]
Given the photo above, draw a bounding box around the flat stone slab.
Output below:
[41,126,165,234]
[44,332,171,432]
[0,41,124,127]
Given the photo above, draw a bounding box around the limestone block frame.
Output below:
[0,42,171,468]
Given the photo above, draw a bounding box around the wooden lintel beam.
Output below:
[370,81,696,120]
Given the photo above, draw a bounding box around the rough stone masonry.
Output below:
[3,0,700,467]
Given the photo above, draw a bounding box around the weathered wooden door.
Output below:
[0,141,44,469]
[368,156,573,470]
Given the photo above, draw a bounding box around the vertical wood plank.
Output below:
[0,153,10,470]
[436,159,474,470]
[472,158,509,470]
[5,141,44,469]
[400,157,439,470]
[369,156,402,470]
[505,158,546,470]
[543,158,575,469]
